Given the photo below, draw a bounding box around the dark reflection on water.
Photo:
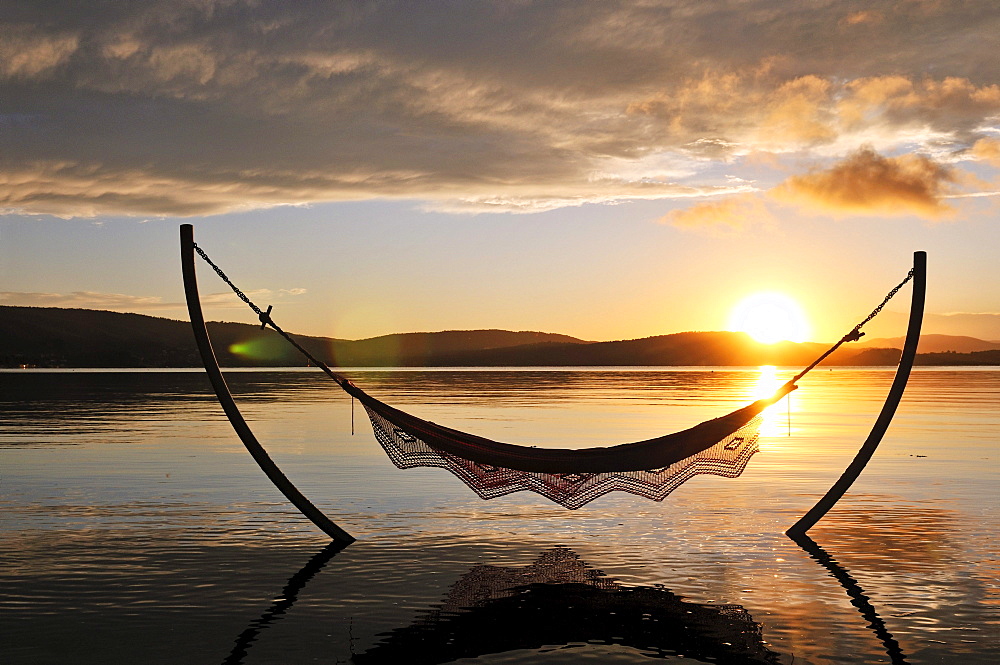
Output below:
[354,547,780,665]
[222,543,781,665]
[223,540,348,665]
[790,534,909,665]
[0,370,214,408]
[0,371,218,442]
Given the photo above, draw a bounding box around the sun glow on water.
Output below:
[729,292,810,344]
[753,365,792,438]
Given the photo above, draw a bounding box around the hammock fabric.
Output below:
[188,235,913,510]
[347,378,792,509]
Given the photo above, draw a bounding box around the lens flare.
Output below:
[228,337,291,361]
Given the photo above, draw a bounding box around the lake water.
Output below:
[2,367,997,664]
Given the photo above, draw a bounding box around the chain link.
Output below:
[192,242,349,387]
[853,268,914,332]
[789,267,915,383]
[193,243,264,316]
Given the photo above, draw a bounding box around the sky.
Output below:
[1,0,999,343]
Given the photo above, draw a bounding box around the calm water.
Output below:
[2,367,997,664]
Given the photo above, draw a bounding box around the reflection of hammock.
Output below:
[355,547,781,664]
[180,225,925,545]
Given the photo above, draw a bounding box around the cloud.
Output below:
[426,178,751,214]
[0,161,409,217]
[0,291,180,310]
[837,76,1000,139]
[971,138,1000,166]
[661,193,775,233]
[0,25,78,78]
[628,68,840,148]
[770,147,957,218]
[0,288,305,311]
[630,69,1000,154]
[0,1,998,217]
[842,10,884,26]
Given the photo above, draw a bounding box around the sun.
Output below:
[728,292,810,344]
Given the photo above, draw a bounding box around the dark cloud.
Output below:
[1,0,998,216]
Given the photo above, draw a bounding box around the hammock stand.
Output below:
[180,224,925,546]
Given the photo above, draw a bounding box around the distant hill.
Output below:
[0,306,587,368]
[438,332,844,367]
[1,306,201,368]
[325,329,589,367]
[2,306,998,368]
[914,350,1000,366]
[858,334,1000,353]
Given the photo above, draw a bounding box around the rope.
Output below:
[193,242,914,391]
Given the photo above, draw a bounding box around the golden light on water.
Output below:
[753,365,793,439]
[753,364,781,399]
[729,292,810,344]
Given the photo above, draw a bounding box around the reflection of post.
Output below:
[222,541,347,665]
[787,251,925,537]
[789,533,911,665]
[180,224,355,545]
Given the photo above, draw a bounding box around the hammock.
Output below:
[355,379,789,509]
[179,224,925,543]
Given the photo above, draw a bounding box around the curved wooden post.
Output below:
[787,251,926,537]
[180,224,355,545]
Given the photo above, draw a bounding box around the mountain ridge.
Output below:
[2,305,998,368]
[857,333,1000,353]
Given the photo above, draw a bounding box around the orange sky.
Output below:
[1,1,998,342]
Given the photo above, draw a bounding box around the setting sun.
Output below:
[728,292,810,344]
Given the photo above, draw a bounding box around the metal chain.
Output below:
[790,267,915,384]
[853,268,914,333]
[193,243,264,316]
[192,242,348,388]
